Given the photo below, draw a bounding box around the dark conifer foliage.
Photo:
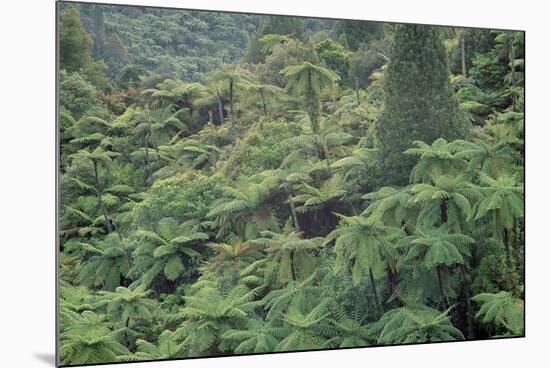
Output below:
[377,24,468,185]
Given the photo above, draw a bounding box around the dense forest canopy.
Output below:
[58,2,524,365]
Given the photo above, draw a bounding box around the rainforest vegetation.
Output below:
[58,2,525,365]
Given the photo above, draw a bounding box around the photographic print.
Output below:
[57,1,525,366]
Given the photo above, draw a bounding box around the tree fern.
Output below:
[369,305,464,344]
[130,217,207,289]
[472,291,524,336]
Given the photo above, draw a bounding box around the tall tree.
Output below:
[70,147,121,237]
[59,8,107,87]
[206,65,253,146]
[280,62,340,134]
[334,20,384,51]
[377,24,468,185]
[261,16,307,41]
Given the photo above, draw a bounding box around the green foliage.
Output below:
[59,70,103,118]
[276,299,331,351]
[315,39,352,81]
[377,24,468,185]
[281,61,340,133]
[327,215,401,285]
[257,38,320,87]
[252,230,324,285]
[474,173,523,233]
[334,19,384,51]
[117,64,148,90]
[130,218,207,288]
[175,282,264,356]
[60,311,130,365]
[261,16,307,41]
[397,226,474,269]
[472,291,524,336]
[348,43,386,90]
[221,318,288,353]
[120,330,185,361]
[77,234,131,291]
[370,306,464,344]
[131,170,222,227]
[59,6,524,364]
[60,7,108,88]
[203,237,263,284]
[294,174,347,214]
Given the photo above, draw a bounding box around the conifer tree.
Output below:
[377,24,468,185]
[59,8,107,87]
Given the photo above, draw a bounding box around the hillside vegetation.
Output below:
[58,3,524,365]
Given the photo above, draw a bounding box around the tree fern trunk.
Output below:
[287,192,301,231]
[290,250,296,281]
[93,160,112,233]
[440,200,448,224]
[386,265,398,300]
[509,34,516,111]
[154,141,161,166]
[354,76,360,105]
[369,267,380,315]
[144,133,151,182]
[229,79,237,147]
[216,89,224,124]
[513,218,523,275]
[494,210,511,269]
[461,36,467,77]
[323,141,333,177]
[437,265,451,308]
[460,265,474,339]
[305,83,320,134]
[260,90,268,117]
[504,226,511,266]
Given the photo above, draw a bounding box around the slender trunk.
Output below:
[290,250,296,281]
[144,133,151,181]
[111,220,123,242]
[93,161,128,270]
[504,227,511,265]
[509,35,516,111]
[323,141,333,177]
[259,92,267,131]
[354,76,360,105]
[93,160,130,272]
[513,218,523,274]
[154,140,161,164]
[495,210,515,290]
[216,89,224,124]
[460,265,474,339]
[287,191,301,231]
[386,266,397,298]
[437,265,451,308]
[495,210,508,262]
[461,36,467,77]
[124,317,131,348]
[260,91,267,117]
[435,167,451,308]
[440,200,448,224]
[369,267,380,311]
[143,105,155,179]
[306,71,320,134]
[312,135,321,160]
[93,160,112,233]
[229,79,237,147]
